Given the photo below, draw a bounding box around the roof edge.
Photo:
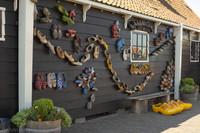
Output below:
[66,0,200,32]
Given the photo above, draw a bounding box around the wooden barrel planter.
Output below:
[0,118,10,133]
[25,119,61,133]
[181,88,199,102]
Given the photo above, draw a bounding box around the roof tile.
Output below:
[92,0,200,29]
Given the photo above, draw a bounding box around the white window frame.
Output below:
[130,30,149,62]
[190,40,199,62]
[0,7,6,41]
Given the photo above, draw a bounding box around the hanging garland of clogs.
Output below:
[160,60,175,92]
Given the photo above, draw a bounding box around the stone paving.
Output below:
[63,95,200,133]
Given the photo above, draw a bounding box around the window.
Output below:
[130,30,149,62]
[0,7,6,41]
[190,41,199,62]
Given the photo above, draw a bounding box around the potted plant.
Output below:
[11,98,72,133]
[180,78,199,102]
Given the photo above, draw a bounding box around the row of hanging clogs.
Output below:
[160,60,175,92]
[151,39,174,56]
[74,67,98,94]
[35,72,67,90]
[152,100,192,115]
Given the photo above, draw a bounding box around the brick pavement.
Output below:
[63,95,200,133]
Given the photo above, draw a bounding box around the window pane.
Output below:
[132,33,137,46]
[191,41,199,61]
[143,35,147,46]
[142,47,147,59]
[138,34,142,46]
[0,11,2,37]
[137,47,142,59]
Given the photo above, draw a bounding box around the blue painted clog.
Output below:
[56,73,63,90]
[117,38,124,52]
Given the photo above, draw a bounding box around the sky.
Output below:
[184,0,200,18]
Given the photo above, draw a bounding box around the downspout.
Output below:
[18,0,34,111]
[174,23,183,99]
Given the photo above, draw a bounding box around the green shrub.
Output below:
[181,78,195,86]
[180,78,199,93]
[11,109,31,127]
[11,98,72,128]
[33,98,53,120]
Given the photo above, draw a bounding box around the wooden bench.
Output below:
[127,92,174,114]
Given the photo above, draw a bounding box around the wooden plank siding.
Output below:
[181,30,200,83]
[0,0,18,118]
[33,0,174,119]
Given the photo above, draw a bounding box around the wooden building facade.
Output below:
[0,0,200,120]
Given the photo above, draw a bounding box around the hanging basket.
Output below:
[0,118,10,133]
[25,119,61,133]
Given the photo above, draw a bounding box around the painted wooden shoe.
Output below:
[104,50,111,59]
[46,41,56,54]
[107,59,112,70]
[117,38,124,52]
[37,30,48,44]
[74,35,82,53]
[90,94,96,103]
[62,72,67,88]
[96,35,104,45]
[56,46,65,59]
[169,101,184,113]
[177,100,192,110]
[41,73,47,89]
[64,51,74,62]
[87,101,93,109]
[111,68,117,76]
[34,4,38,21]
[51,24,58,39]
[47,73,53,88]
[43,8,51,18]
[93,46,100,59]
[88,36,97,42]
[62,15,74,24]
[81,54,90,63]
[126,90,135,95]
[57,25,62,39]
[33,26,37,36]
[51,73,57,88]
[56,73,63,90]
[35,73,42,90]
[86,43,94,52]
[112,75,120,83]
[103,42,108,50]
[71,61,82,66]
[117,83,124,91]
[57,5,69,16]
[152,103,177,115]
[123,49,129,61]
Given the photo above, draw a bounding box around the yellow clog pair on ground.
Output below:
[152,100,192,115]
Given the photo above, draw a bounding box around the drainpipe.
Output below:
[174,23,183,99]
[18,0,34,111]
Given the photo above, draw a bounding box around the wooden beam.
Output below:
[124,14,132,29]
[154,22,161,34]
[83,4,91,22]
